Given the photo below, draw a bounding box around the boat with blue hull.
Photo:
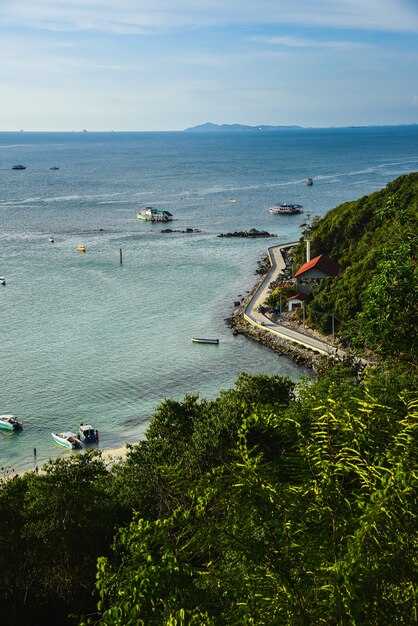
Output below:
[0,415,23,431]
[52,432,82,449]
[78,424,98,443]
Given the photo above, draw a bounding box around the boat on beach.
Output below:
[269,203,303,215]
[78,424,98,443]
[52,432,82,449]
[0,415,23,431]
[137,207,173,222]
[192,338,220,345]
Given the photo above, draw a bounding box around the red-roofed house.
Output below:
[293,254,340,295]
[287,292,312,312]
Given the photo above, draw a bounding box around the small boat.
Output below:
[0,415,23,431]
[136,207,173,222]
[76,244,86,253]
[269,203,303,215]
[0,276,5,285]
[48,236,54,243]
[52,432,82,449]
[50,166,59,170]
[192,338,220,345]
[12,164,26,170]
[306,177,313,186]
[78,423,98,443]
[228,198,237,203]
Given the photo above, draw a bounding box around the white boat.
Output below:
[48,236,54,243]
[306,177,313,186]
[0,276,5,285]
[136,207,173,222]
[228,198,237,203]
[269,203,303,215]
[0,414,23,431]
[192,337,220,345]
[52,432,82,449]
[78,423,98,443]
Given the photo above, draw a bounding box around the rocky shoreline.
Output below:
[225,255,325,373]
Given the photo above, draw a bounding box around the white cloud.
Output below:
[251,36,370,50]
[2,0,418,34]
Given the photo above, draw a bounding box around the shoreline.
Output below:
[226,242,338,372]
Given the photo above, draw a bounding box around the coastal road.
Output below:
[244,243,339,357]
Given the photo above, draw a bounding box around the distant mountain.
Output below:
[183,122,303,132]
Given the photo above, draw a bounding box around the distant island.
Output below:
[184,122,303,132]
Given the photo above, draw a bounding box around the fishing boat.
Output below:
[192,338,220,345]
[12,164,26,170]
[0,415,23,431]
[0,276,5,285]
[269,203,303,215]
[52,432,82,449]
[136,207,173,222]
[76,244,86,253]
[306,177,314,186]
[78,424,98,443]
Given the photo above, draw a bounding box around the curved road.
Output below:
[244,243,339,356]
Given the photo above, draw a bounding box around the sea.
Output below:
[1,126,417,473]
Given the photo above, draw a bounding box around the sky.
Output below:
[1,0,418,131]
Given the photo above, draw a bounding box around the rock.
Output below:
[218,229,277,238]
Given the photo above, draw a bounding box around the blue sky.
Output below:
[1,0,418,131]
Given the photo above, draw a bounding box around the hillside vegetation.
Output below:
[292,172,418,361]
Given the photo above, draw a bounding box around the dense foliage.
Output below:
[0,175,416,625]
[292,173,418,361]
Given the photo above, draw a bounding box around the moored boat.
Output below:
[192,337,220,345]
[12,164,26,170]
[76,244,86,252]
[48,236,54,243]
[0,415,23,431]
[136,207,173,222]
[52,432,82,449]
[269,203,303,215]
[78,423,98,443]
[306,177,313,186]
[0,276,5,285]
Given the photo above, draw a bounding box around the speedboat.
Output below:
[52,432,82,449]
[269,203,303,215]
[0,415,23,431]
[136,207,173,222]
[76,244,86,253]
[12,164,26,170]
[0,276,5,285]
[192,337,220,345]
[78,424,98,443]
[228,198,237,203]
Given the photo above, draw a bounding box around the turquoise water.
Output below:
[1,127,417,472]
